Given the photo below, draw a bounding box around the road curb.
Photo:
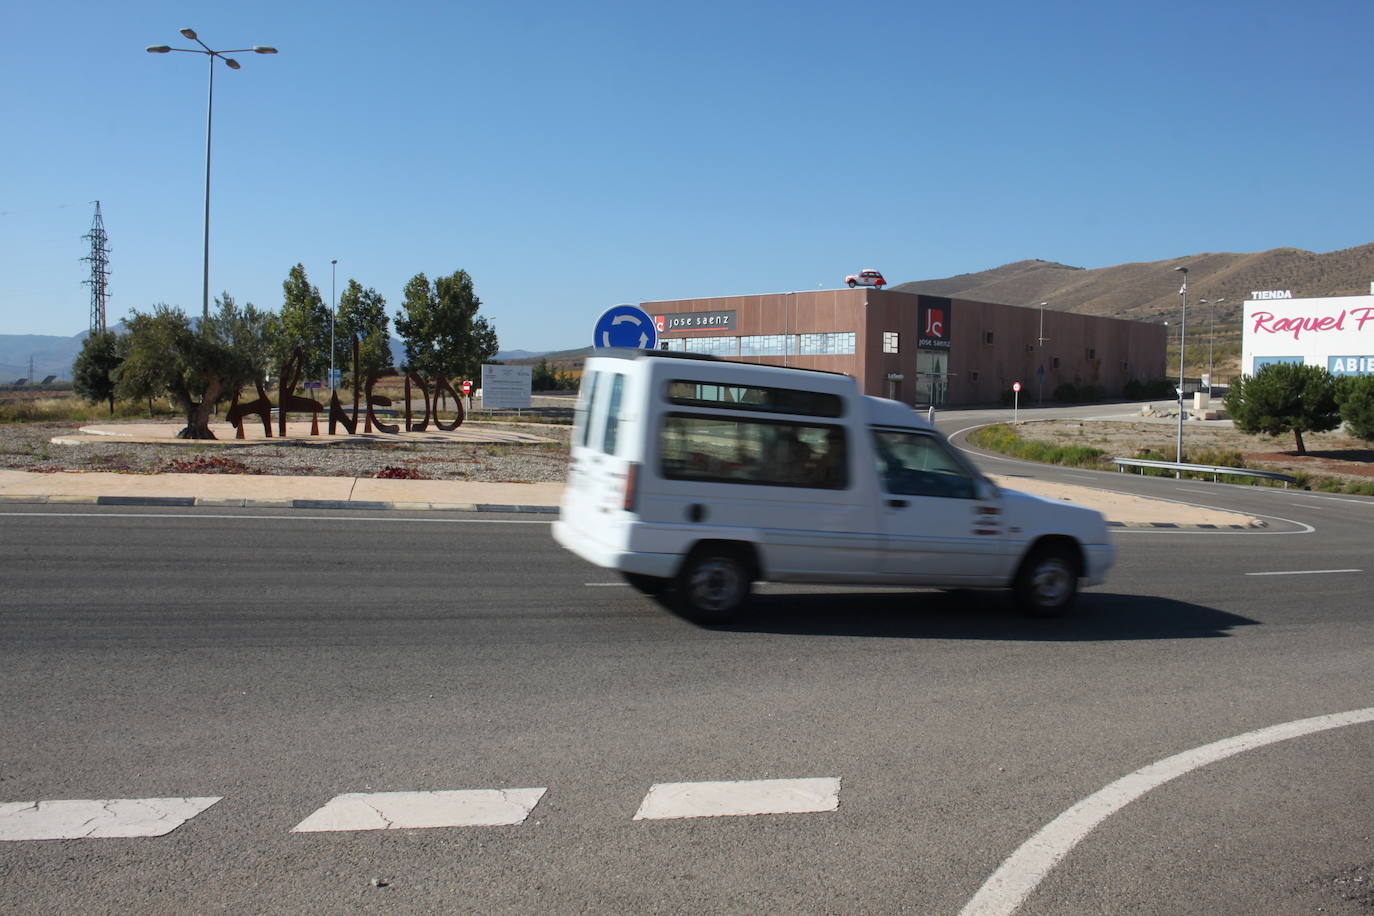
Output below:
[0,493,559,514]
[1109,519,1267,530]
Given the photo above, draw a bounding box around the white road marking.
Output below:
[1245,569,1361,576]
[291,788,547,833]
[0,511,549,525]
[586,582,628,587]
[959,707,1374,916]
[1287,494,1374,505]
[0,797,221,841]
[633,777,840,821]
[1180,488,1219,494]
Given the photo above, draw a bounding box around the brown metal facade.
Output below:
[641,289,1167,407]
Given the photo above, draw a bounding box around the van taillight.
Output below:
[622,463,639,513]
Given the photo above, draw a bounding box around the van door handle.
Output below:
[887,498,909,508]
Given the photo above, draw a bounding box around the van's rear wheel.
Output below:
[621,572,668,595]
[675,549,751,624]
[1013,545,1079,617]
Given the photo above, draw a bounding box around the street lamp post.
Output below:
[1037,301,1049,406]
[1174,266,1189,474]
[147,29,277,324]
[1200,297,1226,388]
[330,259,338,391]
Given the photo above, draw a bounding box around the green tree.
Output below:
[1336,374,1374,442]
[393,269,499,382]
[214,292,279,386]
[274,263,331,380]
[113,304,264,439]
[72,330,124,414]
[1224,362,1340,455]
[335,279,392,382]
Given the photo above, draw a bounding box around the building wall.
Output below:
[641,289,1166,406]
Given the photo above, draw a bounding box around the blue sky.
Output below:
[3,0,1371,350]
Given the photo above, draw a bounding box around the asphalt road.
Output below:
[2,424,1373,914]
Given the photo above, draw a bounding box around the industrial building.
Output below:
[641,288,1167,408]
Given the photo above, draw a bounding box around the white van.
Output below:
[552,350,1114,623]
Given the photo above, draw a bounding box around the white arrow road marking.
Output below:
[0,797,221,841]
[633,777,840,820]
[959,707,1374,916]
[292,788,547,833]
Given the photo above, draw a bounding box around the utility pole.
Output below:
[82,201,111,334]
[1037,302,1049,405]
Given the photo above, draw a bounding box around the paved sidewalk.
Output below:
[0,468,1262,529]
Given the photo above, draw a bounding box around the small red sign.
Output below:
[461,380,473,394]
[1012,382,1022,392]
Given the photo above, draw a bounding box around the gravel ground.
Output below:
[0,421,574,483]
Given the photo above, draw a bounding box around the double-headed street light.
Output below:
[147,29,278,323]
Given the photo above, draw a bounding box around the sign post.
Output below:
[1012,381,1021,424]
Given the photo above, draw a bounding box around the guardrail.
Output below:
[1112,457,1298,488]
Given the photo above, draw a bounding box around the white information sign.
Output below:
[481,364,532,409]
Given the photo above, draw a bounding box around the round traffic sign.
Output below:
[461,380,473,394]
[1012,381,1022,392]
[593,304,657,349]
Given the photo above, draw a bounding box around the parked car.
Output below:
[552,350,1115,623]
[846,269,886,288]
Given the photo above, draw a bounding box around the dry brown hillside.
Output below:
[891,243,1374,331]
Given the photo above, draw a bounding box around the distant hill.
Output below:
[890,243,1374,330]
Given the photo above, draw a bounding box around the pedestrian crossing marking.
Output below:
[0,797,222,841]
[291,788,548,833]
[633,777,841,820]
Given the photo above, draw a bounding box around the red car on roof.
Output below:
[846,269,886,288]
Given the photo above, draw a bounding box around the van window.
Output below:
[602,374,626,454]
[666,380,843,417]
[576,372,601,448]
[872,429,977,499]
[660,414,848,489]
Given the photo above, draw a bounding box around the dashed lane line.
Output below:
[633,778,841,821]
[0,797,222,841]
[292,788,547,833]
[1244,568,1362,576]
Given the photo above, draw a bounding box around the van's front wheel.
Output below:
[675,549,751,624]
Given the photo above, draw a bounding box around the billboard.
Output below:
[481,364,532,409]
[917,296,953,350]
[1241,294,1374,377]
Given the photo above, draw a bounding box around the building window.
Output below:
[740,334,787,357]
[1025,344,1034,353]
[984,331,994,345]
[798,332,856,355]
[1052,357,1061,369]
[970,371,979,382]
[883,331,899,354]
[1086,347,1096,360]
